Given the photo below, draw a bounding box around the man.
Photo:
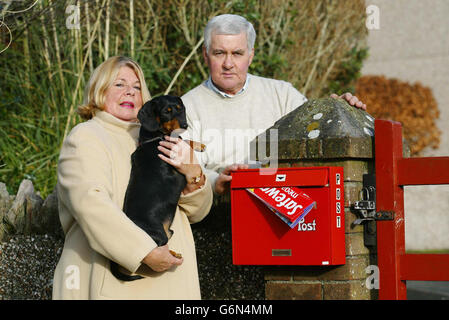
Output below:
[182,14,367,195]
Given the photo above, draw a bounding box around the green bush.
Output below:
[0,0,368,197]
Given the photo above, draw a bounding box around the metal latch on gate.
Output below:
[353,185,376,225]
[352,174,394,225]
[351,174,394,247]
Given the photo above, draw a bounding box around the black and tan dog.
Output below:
[110,95,202,281]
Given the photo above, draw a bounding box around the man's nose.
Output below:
[223,54,234,69]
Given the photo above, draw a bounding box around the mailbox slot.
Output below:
[230,166,345,266]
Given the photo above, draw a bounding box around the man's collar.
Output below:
[205,74,251,98]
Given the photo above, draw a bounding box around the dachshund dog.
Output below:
[110,95,198,281]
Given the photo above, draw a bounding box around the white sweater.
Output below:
[182,74,307,188]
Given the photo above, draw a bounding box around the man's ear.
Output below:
[248,48,255,66]
[202,46,210,67]
[138,101,160,132]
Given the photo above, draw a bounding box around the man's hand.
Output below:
[215,164,249,195]
[331,92,367,111]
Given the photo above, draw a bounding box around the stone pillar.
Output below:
[251,98,377,300]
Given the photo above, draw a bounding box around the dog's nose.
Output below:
[181,123,188,129]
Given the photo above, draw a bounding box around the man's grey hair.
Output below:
[204,14,256,53]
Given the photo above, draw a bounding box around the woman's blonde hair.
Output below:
[77,56,151,120]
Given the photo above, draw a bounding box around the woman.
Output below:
[52,56,212,299]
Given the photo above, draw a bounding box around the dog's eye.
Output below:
[167,107,172,112]
[176,105,181,110]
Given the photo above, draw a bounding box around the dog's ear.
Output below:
[176,96,186,110]
[138,100,160,132]
[175,97,188,128]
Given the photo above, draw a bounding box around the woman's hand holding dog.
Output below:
[158,136,205,194]
[142,244,183,272]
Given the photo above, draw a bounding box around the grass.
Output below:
[406,249,449,254]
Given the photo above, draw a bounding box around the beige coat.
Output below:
[52,111,213,300]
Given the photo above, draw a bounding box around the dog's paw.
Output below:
[185,139,206,152]
[169,250,182,259]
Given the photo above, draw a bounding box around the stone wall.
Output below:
[192,199,265,299]
[252,98,378,299]
[0,180,63,242]
[0,181,63,299]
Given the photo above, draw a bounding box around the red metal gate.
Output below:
[375,119,449,300]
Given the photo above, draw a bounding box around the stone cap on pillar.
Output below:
[251,98,375,162]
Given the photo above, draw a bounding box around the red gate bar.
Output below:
[397,157,449,186]
[375,119,449,300]
[400,254,449,281]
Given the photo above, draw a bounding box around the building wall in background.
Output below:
[362,0,449,250]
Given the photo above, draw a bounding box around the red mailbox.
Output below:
[230,166,345,265]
